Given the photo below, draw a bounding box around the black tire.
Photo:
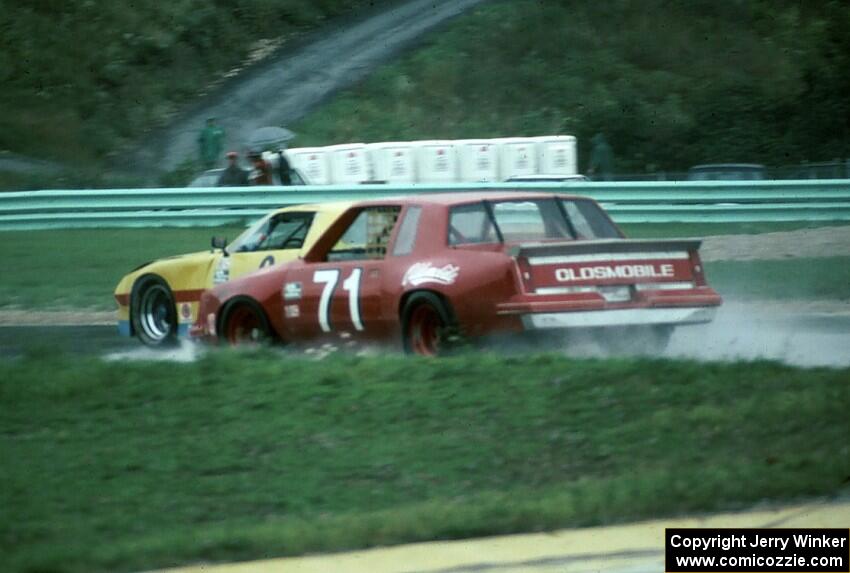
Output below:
[400,292,456,356]
[131,276,178,347]
[220,299,273,346]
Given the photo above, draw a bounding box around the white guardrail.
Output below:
[1,180,850,230]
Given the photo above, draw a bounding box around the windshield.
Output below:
[448,198,620,245]
[227,211,315,253]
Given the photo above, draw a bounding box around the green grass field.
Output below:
[0,225,245,310]
[2,351,848,572]
[0,222,846,311]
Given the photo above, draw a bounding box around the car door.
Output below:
[281,206,402,342]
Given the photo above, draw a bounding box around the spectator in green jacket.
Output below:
[588,133,614,181]
[198,118,225,169]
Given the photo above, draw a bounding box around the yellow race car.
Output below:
[114,202,351,346]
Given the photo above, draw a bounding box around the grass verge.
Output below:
[0,225,246,310]
[1,351,848,572]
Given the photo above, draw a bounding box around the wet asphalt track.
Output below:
[0,325,135,359]
[1,304,849,367]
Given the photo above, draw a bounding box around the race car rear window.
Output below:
[491,200,573,242]
[448,198,620,244]
[560,199,621,239]
[448,203,498,245]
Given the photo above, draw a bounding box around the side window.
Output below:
[392,206,422,256]
[448,203,497,245]
[256,212,314,250]
[227,212,314,253]
[327,206,401,261]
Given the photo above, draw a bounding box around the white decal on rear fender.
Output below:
[402,262,459,287]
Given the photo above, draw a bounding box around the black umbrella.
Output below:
[247,126,296,151]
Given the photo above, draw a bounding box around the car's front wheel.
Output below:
[131,277,178,347]
[221,299,272,346]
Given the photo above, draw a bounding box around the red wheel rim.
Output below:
[226,306,263,345]
[408,304,443,356]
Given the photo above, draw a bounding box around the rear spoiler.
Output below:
[508,238,703,258]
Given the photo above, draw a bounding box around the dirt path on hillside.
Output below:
[131,0,486,177]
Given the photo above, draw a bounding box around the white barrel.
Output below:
[534,135,577,175]
[494,137,538,180]
[325,143,369,184]
[455,139,499,182]
[366,141,416,183]
[414,140,458,183]
[285,147,330,185]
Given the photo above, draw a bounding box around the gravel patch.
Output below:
[700,225,850,262]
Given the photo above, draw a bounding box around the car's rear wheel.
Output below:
[401,292,454,356]
[221,300,272,346]
[132,277,178,347]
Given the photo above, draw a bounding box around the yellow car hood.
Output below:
[114,250,220,298]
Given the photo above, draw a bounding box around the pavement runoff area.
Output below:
[149,499,850,573]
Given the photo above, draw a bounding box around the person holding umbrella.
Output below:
[248,149,273,186]
[247,126,296,185]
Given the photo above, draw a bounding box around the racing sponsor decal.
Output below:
[179,302,192,320]
[284,304,300,318]
[213,257,231,284]
[402,262,459,287]
[555,264,674,282]
[283,281,302,300]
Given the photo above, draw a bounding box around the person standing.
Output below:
[588,133,615,181]
[217,151,249,186]
[198,118,225,169]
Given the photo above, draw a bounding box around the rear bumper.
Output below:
[521,305,717,330]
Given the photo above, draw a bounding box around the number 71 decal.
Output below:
[313,269,364,333]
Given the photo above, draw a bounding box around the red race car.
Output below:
[191,191,721,355]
